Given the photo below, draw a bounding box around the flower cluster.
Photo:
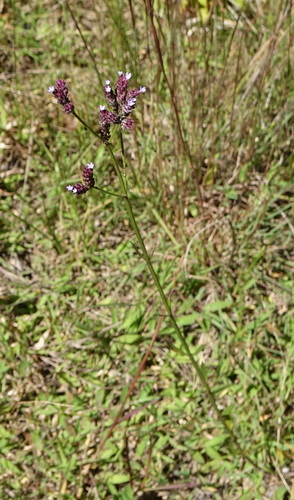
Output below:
[66,163,95,195]
[47,72,146,195]
[48,79,74,114]
[99,71,146,142]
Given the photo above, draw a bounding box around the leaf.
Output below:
[107,473,130,484]
[231,0,244,7]
[177,313,203,326]
[205,434,227,448]
[225,189,239,200]
[117,334,141,344]
[120,484,136,500]
[154,434,169,450]
[136,435,149,457]
[0,458,21,475]
[204,300,233,312]
[271,486,287,500]
[0,361,9,376]
[205,447,222,460]
[0,427,14,438]
[100,442,118,460]
[122,306,143,332]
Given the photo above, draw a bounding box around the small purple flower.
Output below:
[48,79,74,114]
[121,97,136,115]
[66,163,95,195]
[127,98,136,107]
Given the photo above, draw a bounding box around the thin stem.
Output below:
[105,142,226,425]
[73,110,228,425]
[119,130,128,186]
[72,110,267,471]
[73,111,101,139]
[65,0,103,87]
[109,145,268,471]
[93,186,124,198]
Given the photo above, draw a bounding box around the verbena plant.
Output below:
[47,72,264,470]
[1,1,292,497]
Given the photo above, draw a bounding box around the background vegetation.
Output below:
[0,0,293,498]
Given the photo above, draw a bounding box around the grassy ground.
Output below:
[0,0,293,498]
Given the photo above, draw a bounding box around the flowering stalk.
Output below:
[48,72,231,431]
[48,73,263,469]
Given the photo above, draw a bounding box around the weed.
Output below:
[0,1,293,499]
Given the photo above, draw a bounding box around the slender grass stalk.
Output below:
[145,0,203,212]
[65,0,103,86]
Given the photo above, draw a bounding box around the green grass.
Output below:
[0,0,293,498]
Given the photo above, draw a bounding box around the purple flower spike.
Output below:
[116,71,132,104]
[82,163,95,189]
[63,102,74,114]
[66,182,88,195]
[127,87,146,100]
[48,79,74,114]
[98,71,146,142]
[66,163,95,195]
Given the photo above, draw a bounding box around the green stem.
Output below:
[93,186,123,198]
[106,143,223,419]
[73,111,101,139]
[73,111,266,470]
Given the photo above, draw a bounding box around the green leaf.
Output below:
[136,435,149,457]
[225,189,239,200]
[205,434,227,448]
[271,486,287,500]
[0,427,14,439]
[177,313,203,326]
[0,458,21,474]
[117,334,141,344]
[205,447,222,459]
[100,442,118,460]
[107,473,130,484]
[120,484,136,500]
[122,306,143,332]
[0,361,9,376]
[204,300,233,312]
